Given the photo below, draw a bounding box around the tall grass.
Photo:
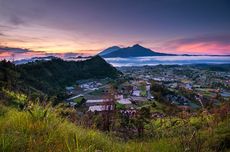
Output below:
[0,104,119,152]
[1,102,229,151]
[0,104,178,152]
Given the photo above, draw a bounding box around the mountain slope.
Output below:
[0,56,121,96]
[98,46,121,56]
[101,44,174,58]
[19,56,121,95]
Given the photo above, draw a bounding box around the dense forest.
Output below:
[0,56,121,102]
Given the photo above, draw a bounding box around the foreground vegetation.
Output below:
[0,90,229,152]
[0,103,179,152]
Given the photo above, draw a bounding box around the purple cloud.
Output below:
[158,34,230,55]
[171,34,230,45]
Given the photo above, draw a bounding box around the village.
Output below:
[119,65,230,108]
[65,77,154,113]
[65,64,230,115]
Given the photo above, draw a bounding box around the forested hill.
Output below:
[0,56,121,97]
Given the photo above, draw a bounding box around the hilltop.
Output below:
[0,56,121,98]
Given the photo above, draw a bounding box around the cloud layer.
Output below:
[0,46,87,60]
[157,34,230,55]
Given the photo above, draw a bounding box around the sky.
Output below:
[0,0,230,59]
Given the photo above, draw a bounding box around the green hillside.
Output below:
[0,56,121,100]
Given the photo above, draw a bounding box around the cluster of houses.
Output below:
[123,66,230,111]
[65,65,230,113]
[66,94,131,112]
[65,80,155,113]
[79,81,102,91]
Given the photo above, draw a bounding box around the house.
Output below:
[117,98,132,105]
[66,86,75,94]
[185,83,192,90]
[66,86,74,90]
[115,94,131,105]
[132,90,141,96]
[130,96,147,103]
[79,81,102,91]
[86,99,112,106]
[88,105,113,112]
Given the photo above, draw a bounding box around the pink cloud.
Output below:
[174,43,230,55]
[0,46,91,61]
[157,34,230,55]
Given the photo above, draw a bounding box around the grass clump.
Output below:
[0,104,122,152]
[0,103,181,152]
[1,101,229,152]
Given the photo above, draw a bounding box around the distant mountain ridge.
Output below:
[98,46,121,56]
[99,44,174,58]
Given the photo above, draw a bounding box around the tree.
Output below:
[132,106,151,138]
[101,85,117,131]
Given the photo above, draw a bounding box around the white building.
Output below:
[132,90,141,96]
[117,98,132,105]
[86,99,111,106]
[88,105,113,112]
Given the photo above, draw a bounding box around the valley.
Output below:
[0,56,230,151]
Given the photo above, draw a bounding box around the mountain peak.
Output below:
[132,44,143,48]
[109,46,121,49]
[99,44,174,58]
[98,46,121,56]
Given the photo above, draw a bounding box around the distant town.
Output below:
[65,64,230,116]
